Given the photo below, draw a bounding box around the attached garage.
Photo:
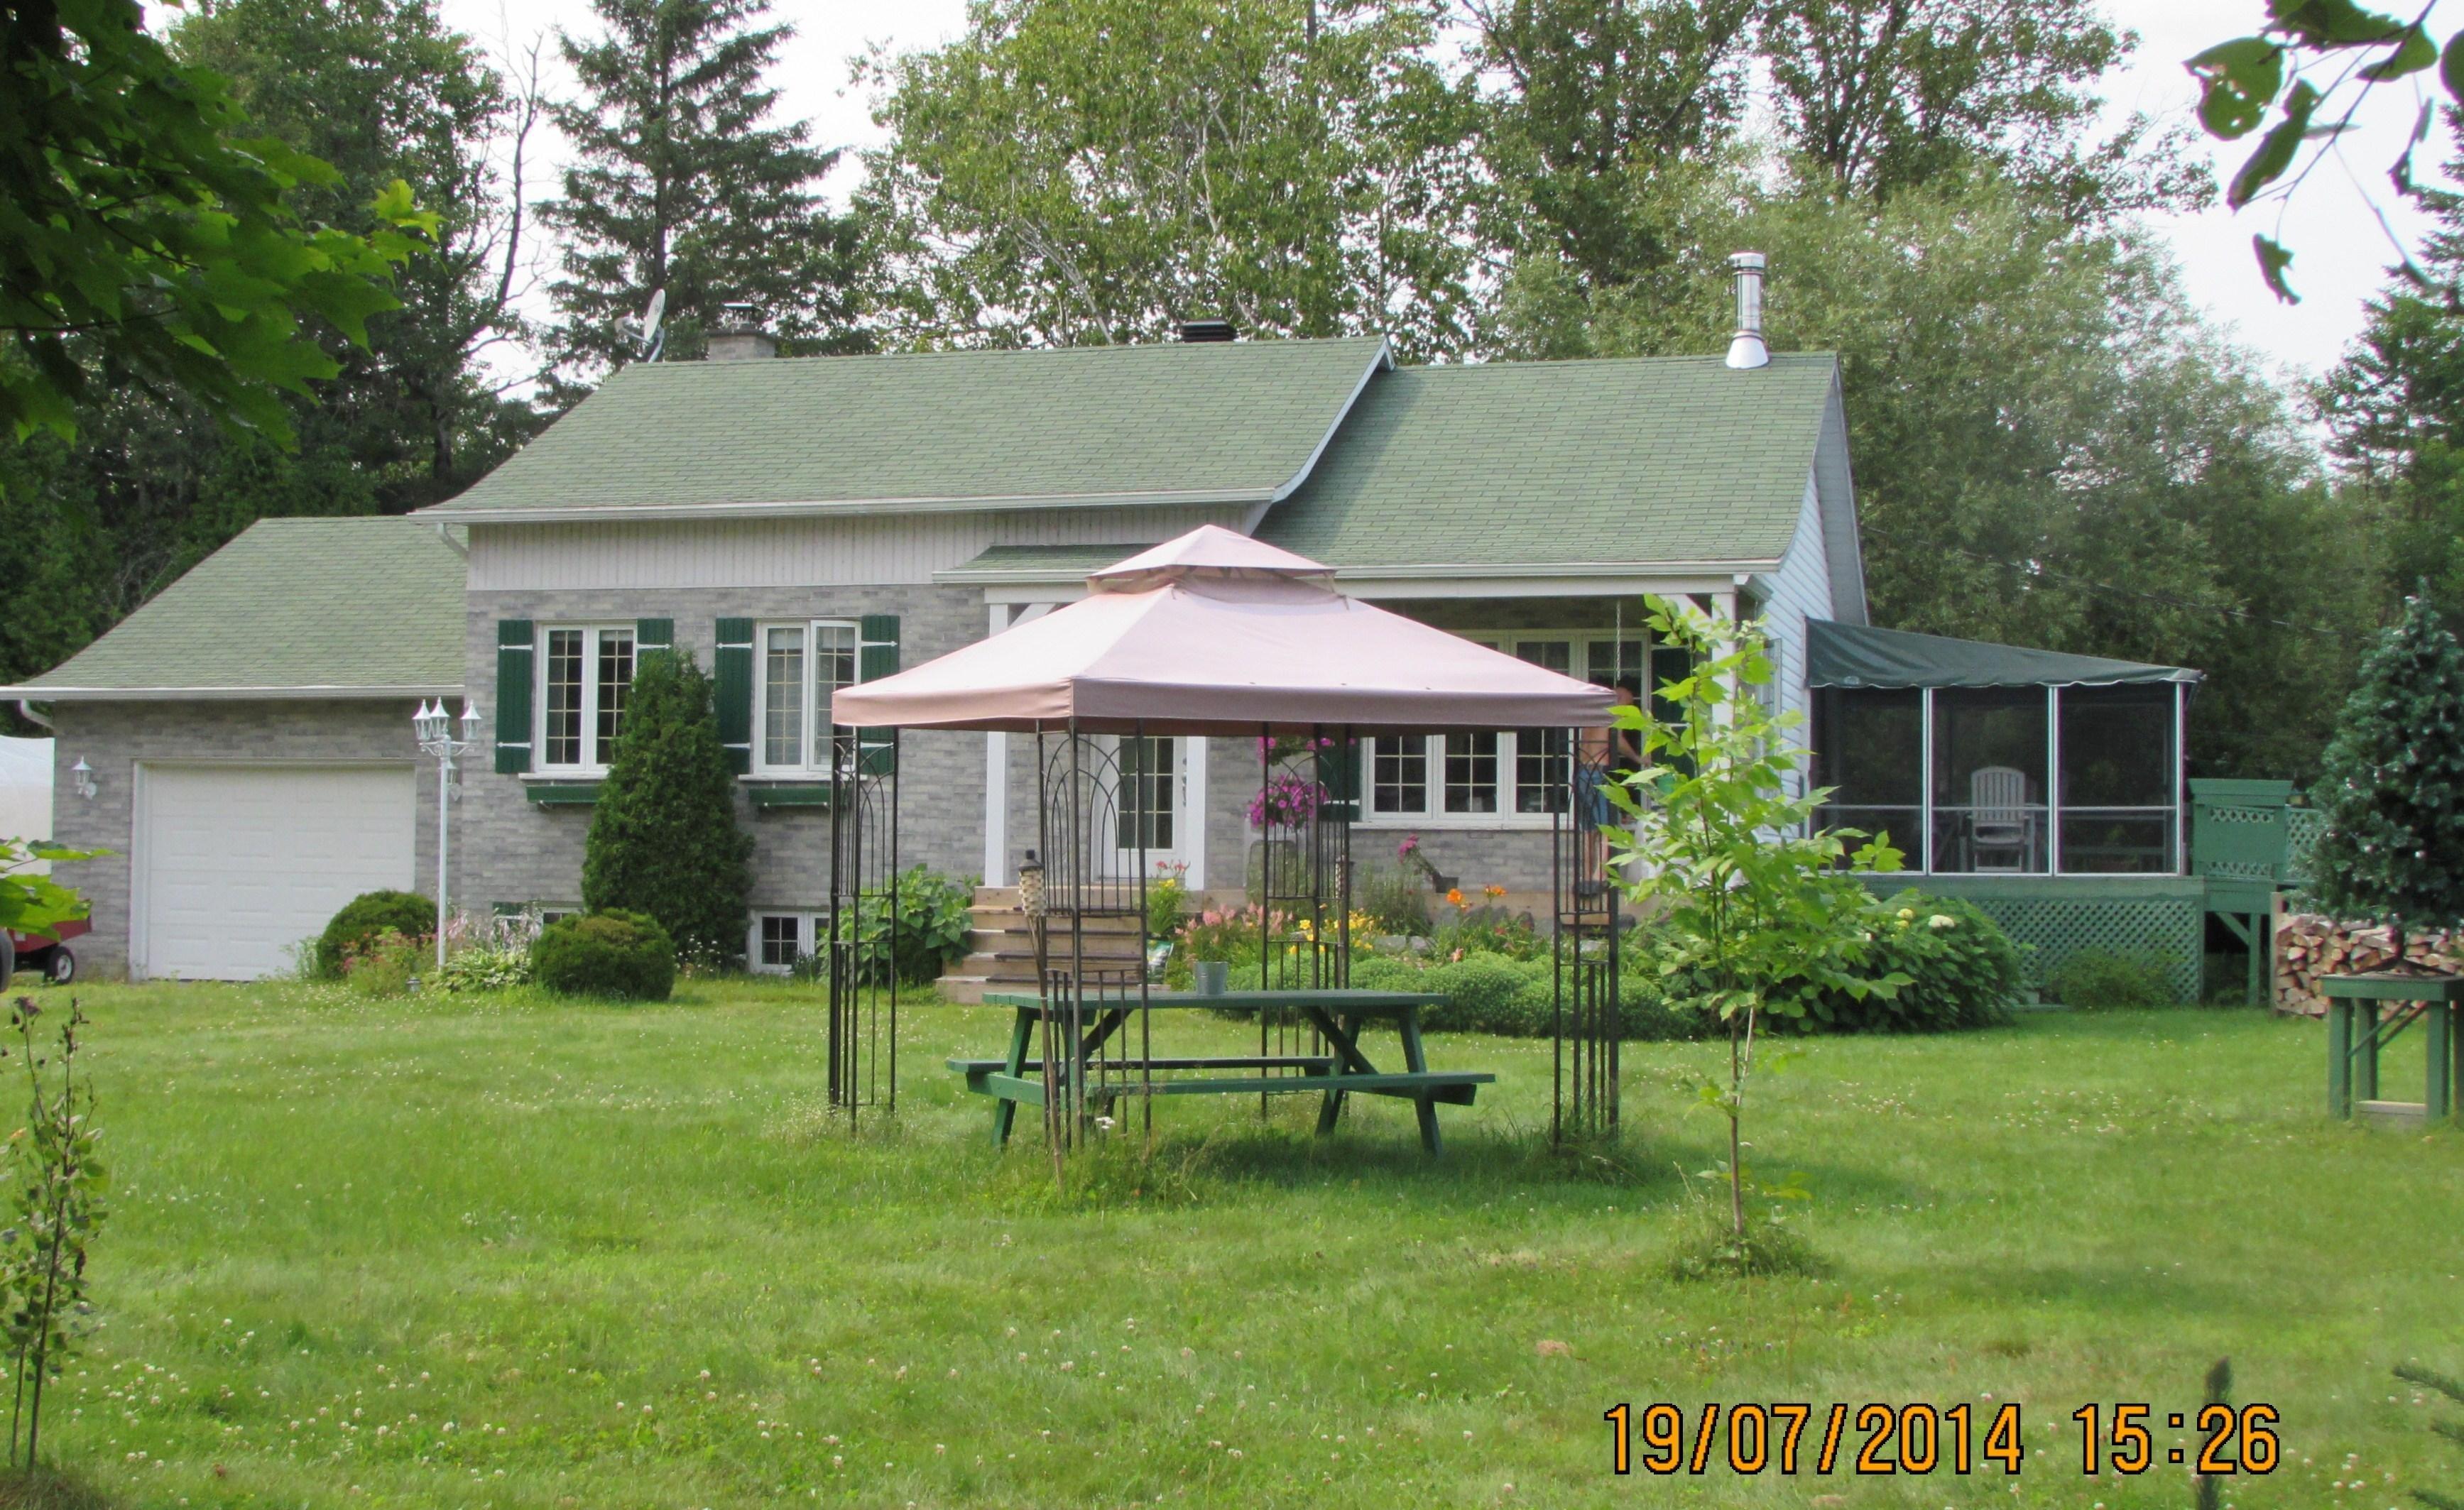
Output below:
[1,518,467,979]
[134,763,417,980]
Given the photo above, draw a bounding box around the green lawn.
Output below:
[4,979,2455,1508]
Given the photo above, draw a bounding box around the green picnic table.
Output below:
[953,990,1493,1154]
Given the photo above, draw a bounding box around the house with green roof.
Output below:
[6,307,1877,980]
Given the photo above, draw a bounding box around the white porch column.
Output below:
[983,604,1013,885]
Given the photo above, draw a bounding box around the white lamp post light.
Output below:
[413,699,485,972]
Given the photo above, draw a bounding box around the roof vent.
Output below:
[705,302,778,361]
[1177,319,1236,344]
[1725,251,1768,370]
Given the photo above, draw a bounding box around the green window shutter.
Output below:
[494,620,533,774]
[1318,736,1362,822]
[856,614,900,775]
[636,618,674,654]
[714,618,753,775]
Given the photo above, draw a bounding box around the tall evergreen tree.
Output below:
[581,651,753,966]
[2320,111,2464,628]
[540,0,867,385]
[2307,593,2464,946]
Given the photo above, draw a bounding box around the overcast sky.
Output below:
[434,0,2454,383]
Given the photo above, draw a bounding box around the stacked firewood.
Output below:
[2275,913,2462,1017]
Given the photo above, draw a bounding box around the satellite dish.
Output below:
[641,289,666,349]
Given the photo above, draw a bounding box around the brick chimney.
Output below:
[705,302,778,361]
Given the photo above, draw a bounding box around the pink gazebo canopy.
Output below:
[831,526,1615,735]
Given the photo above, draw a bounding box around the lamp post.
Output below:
[413,700,484,972]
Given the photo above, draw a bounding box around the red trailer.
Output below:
[3,918,87,986]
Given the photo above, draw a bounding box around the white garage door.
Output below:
[137,764,416,980]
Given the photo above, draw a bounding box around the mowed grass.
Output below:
[4,979,2457,1509]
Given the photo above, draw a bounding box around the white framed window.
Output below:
[753,620,862,776]
[1362,633,1649,825]
[538,625,636,773]
[751,912,828,973]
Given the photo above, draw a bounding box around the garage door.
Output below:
[137,764,417,980]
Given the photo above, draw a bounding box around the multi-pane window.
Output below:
[1443,733,1498,813]
[538,626,634,771]
[1367,635,1657,822]
[1117,736,1175,851]
[758,914,805,970]
[753,621,862,775]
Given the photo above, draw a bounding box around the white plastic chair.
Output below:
[1968,765,2032,871]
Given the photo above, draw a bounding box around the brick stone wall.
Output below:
[43,699,435,978]
[462,586,988,920]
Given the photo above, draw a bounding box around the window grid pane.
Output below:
[1118,736,1174,850]
[594,630,635,763]
[813,623,858,768]
[764,626,805,768]
[543,629,584,766]
[1373,738,1427,814]
[758,915,800,968]
[1444,733,1498,814]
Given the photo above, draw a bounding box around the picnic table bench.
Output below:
[956,989,1492,1154]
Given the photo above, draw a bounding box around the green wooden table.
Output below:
[2324,972,2464,1120]
[954,990,1492,1154]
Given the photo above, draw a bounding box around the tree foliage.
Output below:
[0,0,431,444]
[2306,592,2464,939]
[2321,115,2464,628]
[1494,163,2377,779]
[860,0,1485,357]
[541,0,866,381]
[581,650,753,965]
[2184,0,2464,299]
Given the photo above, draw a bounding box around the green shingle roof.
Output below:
[1258,352,1838,574]
[934,545,1152,583]
[0,518,466,699]
[421,337,1390,521]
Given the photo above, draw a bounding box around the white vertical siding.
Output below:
[464,506,1247,591]
[1753,473,1833,788]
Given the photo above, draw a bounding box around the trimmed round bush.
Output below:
[1801,892,2026,1032]
[317,890,433,977]
[532,909,677,1001]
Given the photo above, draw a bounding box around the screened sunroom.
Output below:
[1804,621,2203,877]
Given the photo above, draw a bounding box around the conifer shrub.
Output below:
[582,649,753,967]
[2308,591,2464,950]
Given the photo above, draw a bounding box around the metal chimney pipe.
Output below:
[1725,251,1769,370]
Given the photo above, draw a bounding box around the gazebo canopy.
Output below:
[1807,620,2201,690]
[832,526,1615,735]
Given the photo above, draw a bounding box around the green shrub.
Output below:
[532,909,677,1000]
[439,944,532,992]
[1351,948,1708,1041]
[2046,947,2176,1010]
[316,890,432,977]
[581,649,753,966]
[858,866,976,986]
[1799,893,2027,1032]
[341,928,424,997]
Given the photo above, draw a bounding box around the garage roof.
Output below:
[0,518,467,701]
